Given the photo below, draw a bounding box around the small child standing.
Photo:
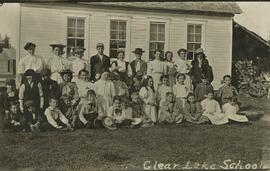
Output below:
[103,96,132,130]
[77,90,103,129]
[201,91,229,125]
[173,73,190,108]
[139,76,158,123]
[222,97,249,123]
[3,102,26,132]
[217,75,238,105]
[194,74,214,102]
[159,92,183,123]
[43,97,73,131]
[157,75,173,107]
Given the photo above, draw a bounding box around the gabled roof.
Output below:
[80,2,242,15]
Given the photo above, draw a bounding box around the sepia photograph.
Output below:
[0,1,270,170]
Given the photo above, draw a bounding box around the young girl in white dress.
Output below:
[201,91,229,125]
[147,49,167,90]
[94,71,116,117]
[139,76,158,123]
[76,69,95,102]
[222,97,249,123]
[157,75,173,107]
[173,73,190,108]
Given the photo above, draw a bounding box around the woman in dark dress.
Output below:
[190,48,214,89]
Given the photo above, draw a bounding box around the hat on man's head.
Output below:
[73,47,86,54]
[24,69,36,77]
[195,48,204,54]
[24,42,36,50]
[40,68,52,76]
[96,43,104,48]
[24,100,35,108]
[132,48,145,55]
[49,41,66,49]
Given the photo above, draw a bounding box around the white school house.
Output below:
[1,2,242,89]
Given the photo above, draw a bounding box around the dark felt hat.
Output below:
[24,69,36,76]
[132,48,145,55]
[49,41,66,49]
[24,42,36,50]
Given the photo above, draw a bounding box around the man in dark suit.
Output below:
[130,48,147,77]
[90,43,111,81]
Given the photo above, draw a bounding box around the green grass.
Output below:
[0,95,270,170]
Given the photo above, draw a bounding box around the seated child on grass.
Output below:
[103,96,132,130]
[43,97,73,131]
[59,94,78,128]
[183,93,208,124]
[3,102,26,132]
[217,75,238,105]
[222,96,249,123]
[159,92,183,124]
[77,90,103,129]
[23,100,43,132]
[201,91,229,125]
[194,74,214,102]
[128,92,153,127]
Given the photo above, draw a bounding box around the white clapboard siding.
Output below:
[20,4,233,89]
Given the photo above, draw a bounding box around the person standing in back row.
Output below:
[90,43,111,81]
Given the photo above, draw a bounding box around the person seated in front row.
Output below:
[222,97,249,123]
[201,91,229,125]
[59,94,78,128]
[3,102,26,132]
[103,96,132,130]
[159,92,183,124]
[128,92,153,127]
[157,75,173,107]
[111,72,129,101]
[43,97,73,131]
[23,100,43,132]
[183,93,209,124]
[77,90,103,129]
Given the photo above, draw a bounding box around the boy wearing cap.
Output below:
[69,47,88,81]
[19,69,44,114]
[90,43,111,81]
[47,42,70,83]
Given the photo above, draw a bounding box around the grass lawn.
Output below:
[0,95,270,170]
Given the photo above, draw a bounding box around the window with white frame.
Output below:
[186,24,202,60]
[149,22,165,60]
[110,20,127,58]
[67,17,85,58]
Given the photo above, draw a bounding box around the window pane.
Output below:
[158,32,165,41]
[67,28,76,37]
[187,24,194,33]
[187,34,195,42]
[110,40,118,49]
[150,24,158,33]
[150,42,157,50]
[110,30,118,39]
[195,34,201,42]
[68,18,76,28]
[187,43,194,51]
[118,41,126,48]
[119,31,126,40]
[158,24,165,33]
[195,43,201,51]
[157,42,164,51]
[77,29,84,38]
[67,38,76,47]
[119,22,126,31]
[110,49,118,58]
[77,19,85,28]
[195,25,202,33]
[111,21,118,30]
[150,33,157,41]
[76,39,84,47]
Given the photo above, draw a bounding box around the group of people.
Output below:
[0,41,250,132]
